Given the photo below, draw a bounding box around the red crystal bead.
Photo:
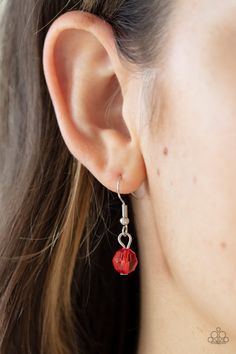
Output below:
[112,247,138,275]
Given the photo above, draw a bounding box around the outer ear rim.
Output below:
[42,10,147,195]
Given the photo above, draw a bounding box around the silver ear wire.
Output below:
[131,191,139,198]
[117,175,130,227]
[116,175,126,205]
[117,175,142,199]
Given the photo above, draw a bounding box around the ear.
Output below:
[42,10,146,194]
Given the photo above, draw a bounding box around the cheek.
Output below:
[147,38,236,334]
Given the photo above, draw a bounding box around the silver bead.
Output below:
[120,217,130,225]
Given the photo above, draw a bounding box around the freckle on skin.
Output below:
[220,242,227,249]
[163,147,168,155]
[193,176,197,184]
[157,169,160,176]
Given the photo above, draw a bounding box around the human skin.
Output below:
[42,1,236,353]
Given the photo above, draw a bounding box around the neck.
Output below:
[131,191,236,354]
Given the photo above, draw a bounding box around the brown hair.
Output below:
[0,1,173,353]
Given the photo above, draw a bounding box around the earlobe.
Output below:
[42,10,146,194]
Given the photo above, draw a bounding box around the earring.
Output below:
[112,175,138,275]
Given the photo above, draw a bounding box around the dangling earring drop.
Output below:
[112,175,138,275]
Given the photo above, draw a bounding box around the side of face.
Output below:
[143,0,236,336]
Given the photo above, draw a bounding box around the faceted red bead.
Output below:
[112,248,138,275]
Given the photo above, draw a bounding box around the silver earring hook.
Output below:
[117,175,126,205]
[116,175,139,204]
[131,191,138,198]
